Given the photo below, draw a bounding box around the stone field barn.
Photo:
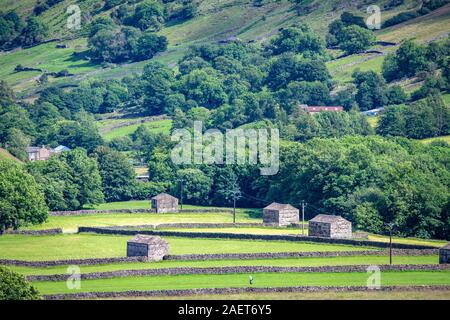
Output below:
[126,235,170,261]
[308,214,352,238]
[151,193,179,213]
[263,202,299,227]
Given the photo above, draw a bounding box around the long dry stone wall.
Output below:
[0,249,438,267]
[2,228,62,236]
[27,264,450,282]
[42,285,450,300]
[78,226,438,250]
[50,208,234,216]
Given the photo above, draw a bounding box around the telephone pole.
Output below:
[179,177,184,210]
[301,201,307,236]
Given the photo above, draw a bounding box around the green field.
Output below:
[130,290,450,300]
[22,213,260,232]
[0,234,371,261]
[7,255,438,276]
[101,119,173,141]
[32,270,450,295]
[421,135,450,145]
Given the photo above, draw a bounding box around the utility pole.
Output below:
[386,222,395,266]
[179,177,184,211]
[301,201,307,236]
[233,192,236,224]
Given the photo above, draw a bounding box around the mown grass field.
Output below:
[32,270,450,295]
[131,290,450,300]
[21,212,259,232]
[7,255,438,276]
[101,119,172,141]
[0,233,371,261]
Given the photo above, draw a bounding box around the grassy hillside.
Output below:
[0,148,22,163]
[4,0,449,96]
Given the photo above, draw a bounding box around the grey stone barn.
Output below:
[439,243,450,264]
[151,193,179,213]
[308,214,352,238]
[126,235,169,261]
[263,202,299,227]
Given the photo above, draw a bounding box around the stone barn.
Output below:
[263,202,299,227]
[308,214,352,238]
[439,243,450,264]
[126,235,169,261]
[151,193,179,213]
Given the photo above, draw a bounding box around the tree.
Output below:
[267,24,325,58]
[0,160,48,232]
[57,149,104,208]
[178,69,228,109]
[18,17,48,47]
[0,267,40,300]
[54,120,103,153]
[141,62,175,115]
[353,70,388,111]
[266,54,330,90]
[4,128,30,161]
[94,146,136,202]
[382,40,429,81]
[132,0,165,31]
[338,25,376,54]
[176,168,212,204]
[133,32,167,61]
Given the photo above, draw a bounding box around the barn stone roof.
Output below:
[151,193,178,201]
[264,202,298,211]
[128,235,167,245]
[310,214,349,224]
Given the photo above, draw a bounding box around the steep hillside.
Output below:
[3,0,448,96]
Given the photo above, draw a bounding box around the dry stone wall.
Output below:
[42,285,450,300]
[27,264,450,282]
[78,226,437,250]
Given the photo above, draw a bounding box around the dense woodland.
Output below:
[0,0,449,239]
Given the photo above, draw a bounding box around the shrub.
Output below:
[0,267,40,300]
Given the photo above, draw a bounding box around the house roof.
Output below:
[310,214,349,224]
[441,243,450,250]
[264,202,298,211]
[53,145,71,152]
[151,193,178,201]
[128,235,168,245]
[26,147,41,152]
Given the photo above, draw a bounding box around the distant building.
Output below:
[361,107,384,116]
[151,193,179,213]
[126,235,169,261]
[27,145,70,161]
[26,146,52,161]
[308,214,352,238]
[301,105,344,113]
[263,202,299,227]
[439,243,450,264]
[52,145,71,153]
[136,175,150,183]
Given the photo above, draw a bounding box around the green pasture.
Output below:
[22,212,260,232]
[101,119,172,141]
[7,255,438,276]
[32,270,450,295]
[0,234,372,261]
